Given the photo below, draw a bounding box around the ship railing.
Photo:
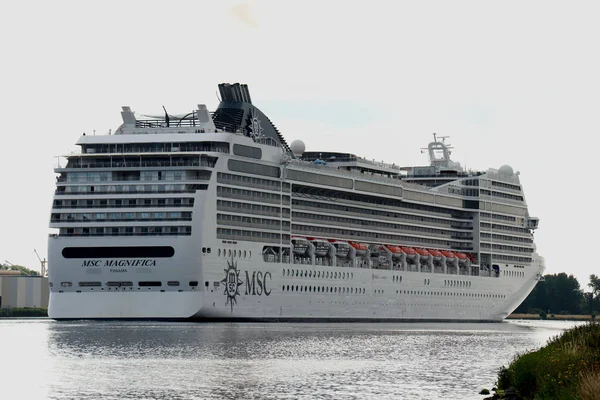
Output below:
[58,160,216,169]
[479,193,526,206]
[55,189,198,196]
[54,232,191,237]
[354,157,403,170]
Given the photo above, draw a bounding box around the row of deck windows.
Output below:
[480,213,516,222]
[216,228,281,243]
[292,199,470,228]
[293,211,456,237]
[217,214,286,230]
[217,248,252,259]
[53,197,194,209]
[282,285,366,294]
[217,186,281,204]
[59,226,191,236]
[59,280,199,289]
[52,211,191,222]
[480,222,531,235]
[217,172,281,191]
[491,254,532,263]
[278,284,506,299]
[480,242,534,254]
[491,181,521,192]
[480,232,533,244]
[282,269,354,280]
[81,141,229,154]
[57,184,198,194]
[63,170,207,183]
[292,224,468,250]
[480,189,524,202]
[504,270,525,277]
[291,184,472,219]
[217,199,282,217]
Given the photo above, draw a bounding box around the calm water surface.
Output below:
[0,319,584,399]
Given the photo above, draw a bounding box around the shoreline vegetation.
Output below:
[507,313,596,321]
[0,307,48,318]
[481,322,600,400]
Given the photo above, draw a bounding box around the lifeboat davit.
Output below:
[401,247,417,259]
[428,249,443,260]
[308,237,330,256]
[291,236,310,256]
[384,245,404,259]
[329,239,351,258]
[440,250,456,261]
[349,242,368,256]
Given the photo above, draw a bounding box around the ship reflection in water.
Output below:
[0,320,583,400]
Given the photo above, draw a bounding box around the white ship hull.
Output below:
[48,239,544,322]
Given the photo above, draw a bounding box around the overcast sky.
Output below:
[1,1,598,289]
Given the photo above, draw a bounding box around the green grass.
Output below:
[497,322,600,400]
[0,307,48,317]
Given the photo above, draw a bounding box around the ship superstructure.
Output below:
[48,83,544,321]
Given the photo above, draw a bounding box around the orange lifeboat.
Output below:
[415,248,431,257]
[384,245,404,259]
[349,242,368,256]
[428,249,443,259]
[384,245,403,254]
[401,247,417,258]
[440,250,456,260]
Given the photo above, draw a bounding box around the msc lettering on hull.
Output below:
[81,260,157,267]
[244,271,272,296]
[221,258,272,313]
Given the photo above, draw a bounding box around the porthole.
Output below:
[283,269,286,276]
[244,250,247,258]
[295,270,298,277]
[248,251,251,258]
[218,249,221,257]
[228,249,231,257]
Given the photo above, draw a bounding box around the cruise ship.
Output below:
[48,83,545,321]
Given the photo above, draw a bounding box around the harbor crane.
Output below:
[34,250,48,277]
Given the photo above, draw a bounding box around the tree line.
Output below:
[515,273,600,315]
[0,263,40,276]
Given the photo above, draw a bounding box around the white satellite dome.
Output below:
[498,164,514,176]
[290,140,306,157]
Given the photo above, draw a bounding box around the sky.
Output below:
[0,0,598,289]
